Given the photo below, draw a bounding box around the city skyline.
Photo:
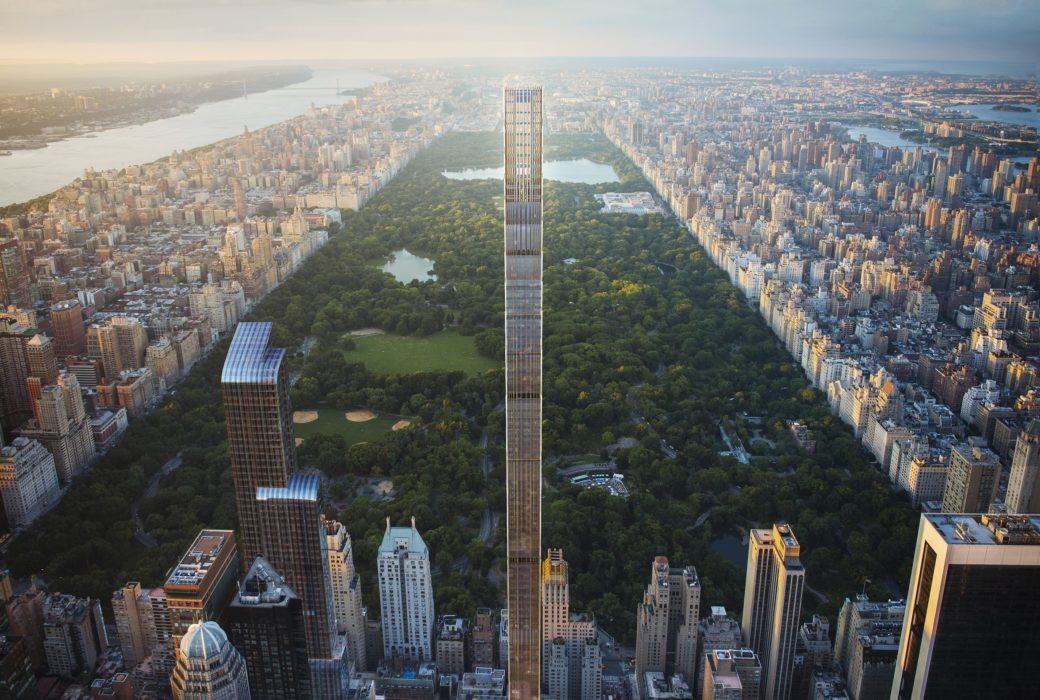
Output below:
[0,41,1037,698]
[0,1,1037,65]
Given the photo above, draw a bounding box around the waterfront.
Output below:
[844,125,939,153]
[442,158,619,183]
[953,103,1039,129]
[0,68,382,206]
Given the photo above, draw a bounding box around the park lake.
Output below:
[442,158,619,184]
[380,248,437,284]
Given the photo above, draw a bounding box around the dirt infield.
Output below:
[348,328,385,337]
[295,437,304,447]
[345,409,377,422]
[392,419,412,431]
[293,410,319,424]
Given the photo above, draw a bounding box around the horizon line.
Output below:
[0,55,1035,68]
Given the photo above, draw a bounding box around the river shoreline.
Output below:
[0,68,382,206]
[0,70,313,152]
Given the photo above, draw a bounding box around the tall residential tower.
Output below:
[504,84,543,699]
[221,323,344,695]
[220,321,297,562]
[377,518,434,662]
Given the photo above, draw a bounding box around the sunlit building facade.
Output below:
[504,84,543,700]
[893,514,1040,699]
[220,322,297,564]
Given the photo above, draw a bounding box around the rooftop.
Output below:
[232,556,298,608]
[378,516,429,557]
[926,513,1040,546]
[256,473,320,503]
[164,529,234,588]
[221,321,285,385]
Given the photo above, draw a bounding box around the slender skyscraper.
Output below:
[504,84,543,699]
[221,322,297,563]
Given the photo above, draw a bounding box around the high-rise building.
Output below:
[233,178,247,221]
[164,530,240,649]
[170,621,250,700]
[940,443,1000,513]
[226,556,310,699]
[135,587,175,687]
[221,321,297,563]
[42,593,108,678]
[1005,419,1040,514]
[25,334,59,385]
[50,299,86,358]
[504,84,543,700]
[470,607,497,671]
[255,474,337,661]
[498,608,508,676]
[579,638,602,700]
[0,319,35,435]
[794,615,833,699]
[325,518,367,672]
[634,556,700,693]
[0,437,60,528]
[435,615,466,677]
[0,239,30,310]
[378,517,434,662]
[112,582,148,669]
[546,637,569,699]
[87,316,147,382]
[697,607,743,692]
[892,513,1040,699]
[742,523,805,700]
[0,635,36,700]
[6,590,46,669]
[702,648,762,700]
[539,548,601,700]
[221,324,345,693]
[18,379,96,485]
[834,595,904,700]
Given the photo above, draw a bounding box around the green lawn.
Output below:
[293,408,401,444]
[347,330,499,375]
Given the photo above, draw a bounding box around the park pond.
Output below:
[442,158,619,184]
[381,248,437,283]
[710,533,747,568]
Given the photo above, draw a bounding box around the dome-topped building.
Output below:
[170,621,250,700]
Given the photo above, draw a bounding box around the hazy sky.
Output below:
[1,0,1037,65]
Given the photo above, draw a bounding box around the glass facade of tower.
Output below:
[220,322,296,562]
[504,85,543,700]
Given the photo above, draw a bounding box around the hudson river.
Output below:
[0,69,382,206]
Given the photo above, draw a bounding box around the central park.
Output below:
[5,130,919,643]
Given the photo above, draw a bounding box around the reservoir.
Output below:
[442,158,619,184]
[0,68,382,206]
